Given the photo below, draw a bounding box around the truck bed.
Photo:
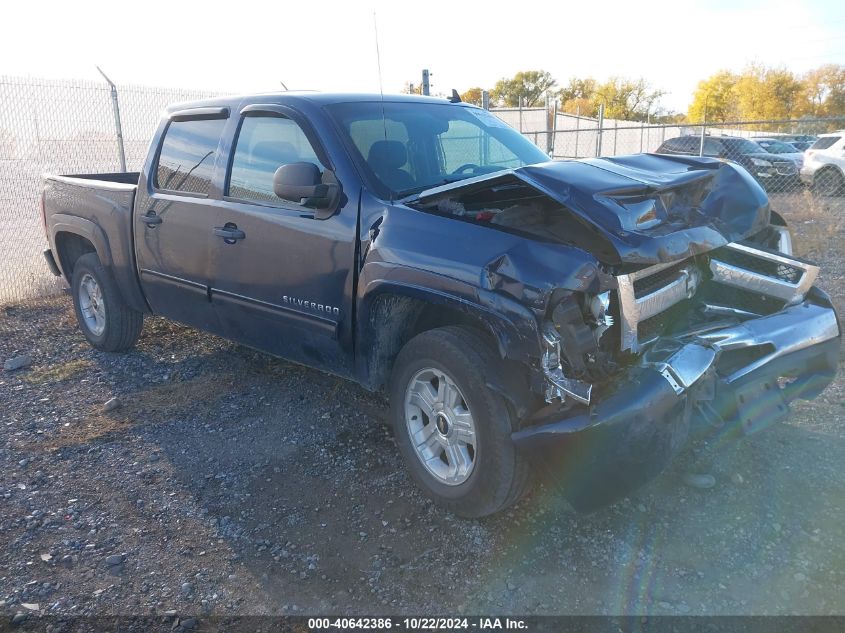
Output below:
[42,171,147,313]
[56,172,141,186]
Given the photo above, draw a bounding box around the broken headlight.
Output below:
[587,291,614,342]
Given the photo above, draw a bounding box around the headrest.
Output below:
[367,140,407,171]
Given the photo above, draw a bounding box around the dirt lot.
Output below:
[1,190,844,621]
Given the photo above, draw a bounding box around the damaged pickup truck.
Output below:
[41,94,840,517]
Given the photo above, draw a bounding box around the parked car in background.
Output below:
[800,132,845,195]
[655,135,801,191]
[751,138,805,168]
[778,134,818,152]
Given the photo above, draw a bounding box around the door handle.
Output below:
[213,223,246,243]
[140,211,162,226]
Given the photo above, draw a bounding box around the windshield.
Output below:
[326,101,549,198]
[755,139,798,154]
[726,138,769,154]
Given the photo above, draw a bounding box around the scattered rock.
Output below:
[683,473,716,489]
[181,582,194,596]
[103,397,122,413]
[4,355,31,371]
[730,473,745,485]
[20,603,39,611]
[11,612,28,626]
[105,554,125,566]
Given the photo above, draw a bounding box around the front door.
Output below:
[209,107,358,376]
[134,111,228,333]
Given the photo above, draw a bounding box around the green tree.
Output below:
[592,77,664,121]
[688,70,739,122]
[799,64,845,118]
[460,87,484,107]
[734,64,802,122]
[490,70,557,107]
[558,78,598,116]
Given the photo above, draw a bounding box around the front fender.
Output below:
[357,260,542,362]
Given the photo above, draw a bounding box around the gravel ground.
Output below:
[1,191,844,622]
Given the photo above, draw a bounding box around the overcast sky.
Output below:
[3,0,844,113]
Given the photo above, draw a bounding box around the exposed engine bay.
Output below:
[405,157,827,415]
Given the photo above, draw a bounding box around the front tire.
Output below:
[389,326,531,518]
[71,252,143,352]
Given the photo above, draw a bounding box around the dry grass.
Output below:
[39,370,238,450]
[23,358,93,385]
[770,191,845,259]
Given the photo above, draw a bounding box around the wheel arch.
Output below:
[357,281,537,417]
[50,215,113,281]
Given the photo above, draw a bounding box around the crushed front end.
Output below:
[514,237,840,511]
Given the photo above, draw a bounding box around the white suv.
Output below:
[800,132,845,195]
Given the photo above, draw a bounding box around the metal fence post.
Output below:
[574,105,580,158]
[481,90,490,110]
[595,103,604,157]
[96,66,126,172]
[550,97,557,157]
[613,119,618,155]
[518,96,523,133]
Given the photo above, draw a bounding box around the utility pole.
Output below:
[421,69,431,96]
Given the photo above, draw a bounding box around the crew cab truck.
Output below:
[41,93,840,516]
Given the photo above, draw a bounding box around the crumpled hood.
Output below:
[416,154,771,266]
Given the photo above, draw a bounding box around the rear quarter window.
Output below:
[811,136,841,150]
[155,118,227,195]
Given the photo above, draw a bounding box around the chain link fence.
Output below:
[491,104,845,199]
[0,76,221,305]
[2,76,844,306]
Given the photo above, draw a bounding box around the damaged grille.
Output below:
[615,241,820,352]
[713,247,803,283]
[709,243,819,303]
[616,261,703,351]
[633,262,690,295]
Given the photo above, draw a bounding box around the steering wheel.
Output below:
[450,163,483,176]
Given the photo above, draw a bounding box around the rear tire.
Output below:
[71,253,143,352]
[813,168,844,196]
[389,326,531,518]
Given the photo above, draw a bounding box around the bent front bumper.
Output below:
[513,288,840,511]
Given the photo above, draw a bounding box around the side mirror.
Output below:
[273,162,341,217]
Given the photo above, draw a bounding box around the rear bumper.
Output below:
[513,288,840,511]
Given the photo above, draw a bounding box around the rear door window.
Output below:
[227,116,321,204]
[702,138,723,157]
[155,118,226,195]
[660,138,684,153]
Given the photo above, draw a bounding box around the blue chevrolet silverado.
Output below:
[41,93,840,516]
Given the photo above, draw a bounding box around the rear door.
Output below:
[209,104,358,376]
[134,108,229,332]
